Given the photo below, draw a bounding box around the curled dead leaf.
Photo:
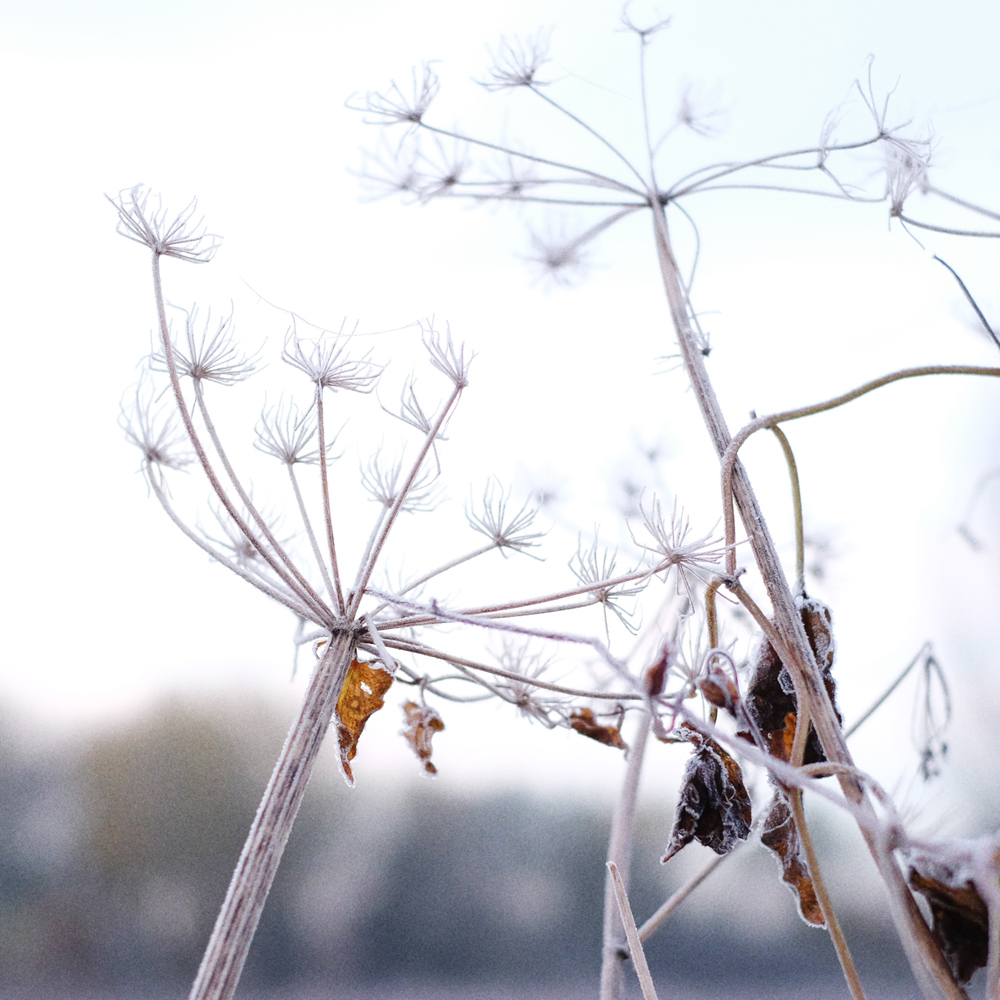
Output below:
[662,725,752,863]
[906,851,989,984]
[743,595,840,765]
[760,790,824,927]
[402,700,445,775]
[336,658,394,784]
[569,708,628,752]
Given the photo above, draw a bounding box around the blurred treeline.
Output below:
[1,695,914,998]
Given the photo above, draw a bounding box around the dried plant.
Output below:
[351,16,1000,1000]
[112,13,1000,1000]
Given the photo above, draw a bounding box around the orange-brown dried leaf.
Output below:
[402,700,445,775]
[760,790,824,926]
[663,726,752,862]
[745,595,840,765]
[336,658,394,783]
[907,854,989,984]
[699,667,740,715]
[570,708,628,751]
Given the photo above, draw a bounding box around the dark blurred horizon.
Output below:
[0,693,967,998]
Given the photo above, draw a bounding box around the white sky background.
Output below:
[2,0,1000,821]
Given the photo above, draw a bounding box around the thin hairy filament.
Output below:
[192,379,331,620]
[148,473,317,621]
[843,643,932,739]
[378,635,643,701]
[286,464,338,602]
[528,86,649,190]
[897,214,1000,238]
[314,387,346,615]
[923,183,1000,222]
[349,383,463,614]
[666,133,885,197]
[770,425,805,594]
[371,559,664,629]
[638,851,730,943]
[417,120,645,198]
[720,364,1000,575]
[151,254,332,622]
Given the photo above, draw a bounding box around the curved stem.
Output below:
[720,364,1000,576]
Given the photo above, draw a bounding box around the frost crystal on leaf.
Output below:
[662,725,752,862]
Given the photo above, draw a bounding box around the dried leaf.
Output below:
[907,852,989,984]
[743,595,840,765]
[402,700,445,775]
[662,726,752,862]
[336,658,394,783]
[699,665,740,715]
[569,708,628,751]
[760,790,825,926]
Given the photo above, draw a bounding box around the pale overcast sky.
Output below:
[1,0,998,803]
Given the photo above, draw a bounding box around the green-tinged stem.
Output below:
[188,634,355,1000]
[788,790,866,1000]
[770,425,805,594]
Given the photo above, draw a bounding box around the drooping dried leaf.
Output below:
[760,790,825,926]
[662,726,752,862]
[906,851,989,984]
[570,708,628,752]
[402,700,445,775]
[336,658,394,783]
[743,595,840,765]
[699,665,741,716]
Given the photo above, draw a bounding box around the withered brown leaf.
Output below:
[760,790,825,926]
[662,726,752,863]
[907,852,989,984]
[336,658,394,783]
[742,595,840,765]
[402,700,445,775]
[569,708,628,752]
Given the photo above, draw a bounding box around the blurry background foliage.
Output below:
[1,695,969,997]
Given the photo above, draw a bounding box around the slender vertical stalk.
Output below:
[650,202,964,999]
[188,634,355,1000]
[315,386,346,615]
[600,712,651,1000]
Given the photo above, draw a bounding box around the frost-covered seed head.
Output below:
[107,185,221,262]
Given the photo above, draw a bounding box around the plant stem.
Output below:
[188,634,355,1000]
[650,201,965,999]
[600,712,651,1000]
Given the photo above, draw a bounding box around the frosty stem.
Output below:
[188,634,355,1000]
[650,200,964,999]
[600,712,652,1000]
